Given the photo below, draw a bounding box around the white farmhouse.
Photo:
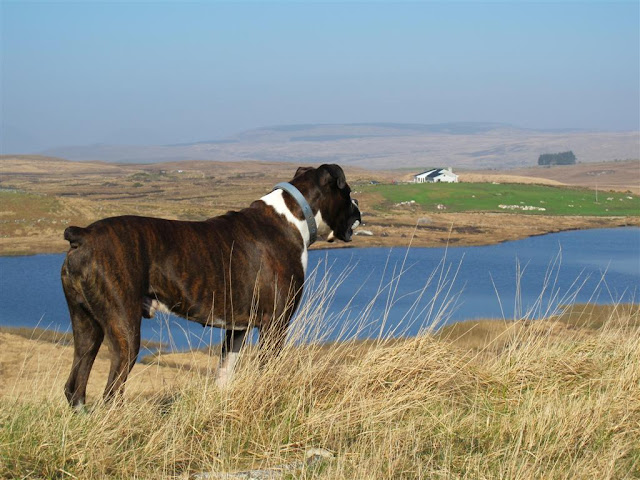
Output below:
[414,167,459,183]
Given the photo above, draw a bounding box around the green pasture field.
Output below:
[362,182,640,216]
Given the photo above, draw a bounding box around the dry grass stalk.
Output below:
[1,301,638,479]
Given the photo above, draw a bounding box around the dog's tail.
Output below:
[64,226,88,249]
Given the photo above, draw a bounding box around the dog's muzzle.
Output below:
[329,199,361,243]
[346,199,361,241]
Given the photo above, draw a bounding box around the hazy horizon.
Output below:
[2,1,639,154]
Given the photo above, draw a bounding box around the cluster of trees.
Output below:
[538,151,576,166]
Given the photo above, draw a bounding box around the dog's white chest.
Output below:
[260,190,313,273]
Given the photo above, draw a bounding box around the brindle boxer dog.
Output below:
[61,164,360,408]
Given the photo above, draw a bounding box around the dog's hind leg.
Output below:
[215,328,248,388]
[102,310,142,403]
[63,299,104,409]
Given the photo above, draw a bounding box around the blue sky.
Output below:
[1,1,639,152]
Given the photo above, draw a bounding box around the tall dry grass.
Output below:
[1,256,638,479]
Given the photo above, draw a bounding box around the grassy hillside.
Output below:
[363,182,640,216]
[1,304,638,479]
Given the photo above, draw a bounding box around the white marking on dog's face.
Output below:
[314,210,332,238]
[351,199,361,230]
[314,195,360,244]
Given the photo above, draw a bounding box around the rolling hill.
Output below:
[40,123,639,170]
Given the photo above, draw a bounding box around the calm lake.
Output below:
[1,227,638,353]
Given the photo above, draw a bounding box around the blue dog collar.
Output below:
[273,182,318,245]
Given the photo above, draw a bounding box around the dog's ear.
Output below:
[318,164,347,190]
[294,167,313,178]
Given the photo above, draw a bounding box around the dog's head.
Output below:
[292,164,361,242]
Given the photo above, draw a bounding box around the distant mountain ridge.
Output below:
[40,122,639,170]
[227,122,537,142]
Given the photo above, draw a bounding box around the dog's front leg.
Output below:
[215,328,248,388]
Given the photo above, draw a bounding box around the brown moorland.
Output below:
[0,155,638,255]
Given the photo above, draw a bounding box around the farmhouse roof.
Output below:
[415,168,455,178]
[427,169,446,178]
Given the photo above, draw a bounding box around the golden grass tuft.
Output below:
[1,303,638,479]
